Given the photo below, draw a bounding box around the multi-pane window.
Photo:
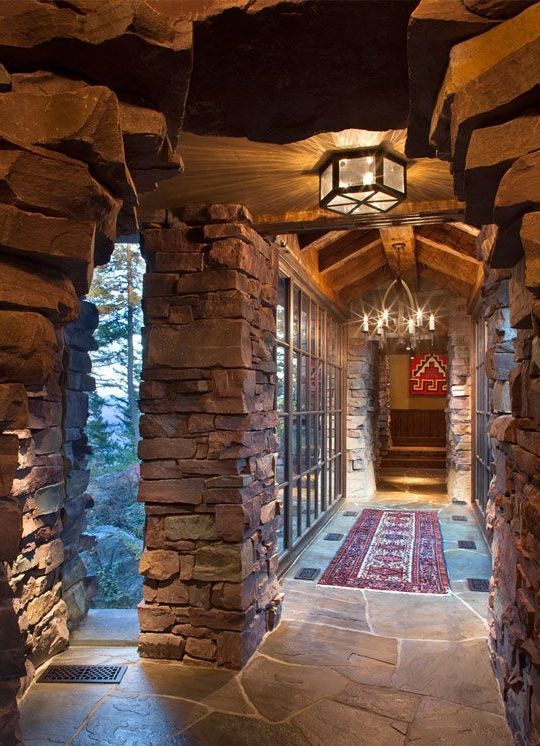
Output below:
[474,316,491,513]
[275,272,344,557]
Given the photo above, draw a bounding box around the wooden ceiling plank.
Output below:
[339,266,393,303]
[300,230,354,253]
[379,226,416,283]
[319,229,381,274]
[420,266,471,298]
[326,244,387,291]
[253,200,465,234]
[416,234,480,265]
[416,223,477,257]
[417,244,479,288]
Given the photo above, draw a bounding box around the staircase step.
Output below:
[381,458,447,469]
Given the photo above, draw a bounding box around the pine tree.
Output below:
[88,243,144,465]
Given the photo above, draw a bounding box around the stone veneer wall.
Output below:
[378,352,392,456]
[407,3,540,740]
[137,206,282,668]
[62,302,100,629]
[0,5,192,742]
[446,302,473,504]
[346,326,379,499]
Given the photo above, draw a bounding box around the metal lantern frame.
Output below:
[319,144,407,216]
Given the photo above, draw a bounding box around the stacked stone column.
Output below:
[137,205,281,668]
[446,302,472,504]
[407,3,540,740]
[346,325,379,499]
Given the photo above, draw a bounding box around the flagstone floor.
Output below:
[19,476,512,745]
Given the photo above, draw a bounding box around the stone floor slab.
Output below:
[260,620,398,666]
[364,589,486,640]
[20,684,111,745]
[292,697,406,746]
[393,639,504,714]
[181,712,311,746]
[70,691,207,745]
[444,549,493,582]
[241,654,349,721]
[407,697,513,744]
[332,682,420,722]
[71,609,139,646]
[118,661,236,702]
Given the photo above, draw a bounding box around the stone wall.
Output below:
[407,4,540,741]
[446,302,472,504]
[62,302,100,629]
[137,206,282,668]
[378,352,392,456]
[0,5,191,743]
[346,326,379,499]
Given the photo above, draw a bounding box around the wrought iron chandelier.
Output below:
[347,243,436,350]
[319,144,407,215]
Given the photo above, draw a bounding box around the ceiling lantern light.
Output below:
[319,145,407,216]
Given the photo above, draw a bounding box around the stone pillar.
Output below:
[137,205,282,668]
[62,301,99,629]
[378,352,391,456]
[346,326,378,499]
[446,302,472,504]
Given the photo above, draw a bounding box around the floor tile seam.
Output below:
[388,686,505,716]
[64,685,115,746]
[449,589,490,624]
[257,685,354,726]
[236,670,264,717]
[361,588,375,634]
[281,616,400,640]
[256,650,396,671]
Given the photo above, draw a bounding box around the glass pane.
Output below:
[300,415,308,474]
[311,301,317,355]
[326,199,355,214]
[291,415,299,477]
[349,202,378,215]
[276,345,287,412]
[292,353,299,411]
[293,286,300,348]
[300,474,309,536]
[277,485,286,553]
[320,163,333,199]
[300,354,309,411]
[383,156,405,193]
[339,155,376,188]
[292,479,300,544]
[277,415,286,484]
[277,274,288,341]
[301,294,308,351]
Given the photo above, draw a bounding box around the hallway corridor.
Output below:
[19,482,510,745]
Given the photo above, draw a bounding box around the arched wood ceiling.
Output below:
[298,223,482,307]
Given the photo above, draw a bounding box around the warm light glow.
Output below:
[382,308,389,327]
[362,314,369,333]
[416,308,423,327]
[407,318,415,335]
[363,171,375,185]
[429,313,436,331]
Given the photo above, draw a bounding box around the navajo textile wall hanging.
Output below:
[409,353,447,396]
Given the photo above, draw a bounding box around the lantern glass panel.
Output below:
[320,163,333,199]
[339,155,375,189]
[350,203,378,215]
[383,156,405,193]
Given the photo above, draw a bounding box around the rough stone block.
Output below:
[0,312,57,386]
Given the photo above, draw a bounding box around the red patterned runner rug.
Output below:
[319,509,450,594]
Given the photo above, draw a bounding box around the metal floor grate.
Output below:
[343,511,358,517]
[452,515,468,522]
[39,664,127,684]
[324,533,344,541]
[467,578,490,592]
[458,540,477,550]
[295,567,320,581]
[452,500,467,506]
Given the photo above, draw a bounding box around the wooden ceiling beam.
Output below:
[319,229,380,274]
[300,230,353,253]
[416,241,480,287]
[420,266,472,298]
[416,224,477,257]
[253,199,465,234]
[339,266,393,303]
[325,243,387,291]
[379,226,417,284]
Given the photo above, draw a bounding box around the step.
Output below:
[381,457,446,469]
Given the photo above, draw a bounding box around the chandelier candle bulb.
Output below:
[407,318,416,335]
[416,308,423,327]
[362,314,369,333]
[429,313,435,331]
